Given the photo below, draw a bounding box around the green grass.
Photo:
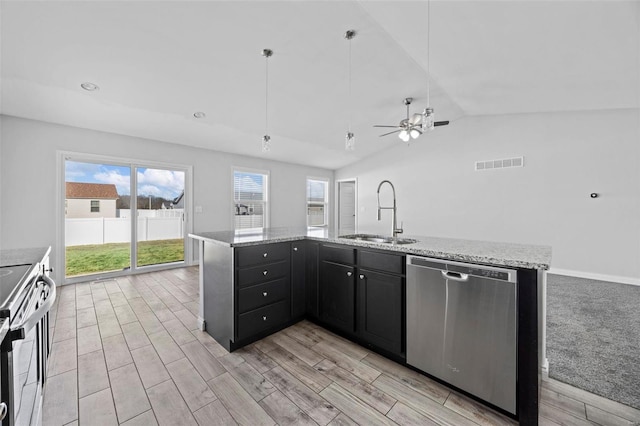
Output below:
[66,239,184,277]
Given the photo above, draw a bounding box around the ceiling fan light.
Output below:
[399,130,410,143]
[345,132,355,151]
[410,128,422,139]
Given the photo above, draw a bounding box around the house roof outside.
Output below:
[66,182,119,199]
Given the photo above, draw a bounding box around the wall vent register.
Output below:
[475,156,524,171]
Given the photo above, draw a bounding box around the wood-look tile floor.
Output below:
[43,267,640,426]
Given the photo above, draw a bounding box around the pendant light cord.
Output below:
[426,0,431,108]
[348,34,353,133]
[265,55,269,134]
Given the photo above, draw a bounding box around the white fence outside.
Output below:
[234,214,264,230]
[307,208,326,226]
[118,209,184,218]
[66,217,183,246]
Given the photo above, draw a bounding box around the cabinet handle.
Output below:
[293,247,298,251]
[263,253,268,258]
[346,271,352,277]
[359,274,365,279]
[263,270,268,276]
[263,316,268,321]
[263,292,268,297]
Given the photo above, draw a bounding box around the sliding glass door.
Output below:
[65,160,132,277]
[135,167,185,267]
[63,154,190,281]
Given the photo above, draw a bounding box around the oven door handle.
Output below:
[10,275,57,340]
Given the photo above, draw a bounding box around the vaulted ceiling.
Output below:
[1,1,638,169]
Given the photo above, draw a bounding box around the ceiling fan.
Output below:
[374,97,449,142]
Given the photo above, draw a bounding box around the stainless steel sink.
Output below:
[339,234,417,245]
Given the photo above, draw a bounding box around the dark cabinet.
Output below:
[305,241,320,319]
[205,238,404,353]
[236,242,289,267]
[234,242,291,345]
[357,250,405,357]
[237,300,290,341]
[317,244,405,357]
[238,278,289,313]
[291,241,306,319]
[357,269,403,355]
[320,261,356,333]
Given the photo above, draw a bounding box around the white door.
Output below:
[338,181,356,235]
[62,154,190,283]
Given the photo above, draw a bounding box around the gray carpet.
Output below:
[546,273,640,410]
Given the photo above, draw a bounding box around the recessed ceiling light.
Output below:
[80,82,99,91]
[193,112,206,119]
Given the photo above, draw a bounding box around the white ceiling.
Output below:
[1,1,638,169]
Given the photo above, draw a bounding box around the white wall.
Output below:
[335,109,640,281]
[0,116,333,282]
[66,198,116,218]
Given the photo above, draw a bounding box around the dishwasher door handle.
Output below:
[441,270,469,282]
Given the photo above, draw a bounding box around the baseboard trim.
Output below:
[541,358,549,378]
[549,268,640,287]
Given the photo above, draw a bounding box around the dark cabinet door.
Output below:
[291,241,306,319]
[320,261,356,333]
[357,268,404,355]
[305,241,320,319]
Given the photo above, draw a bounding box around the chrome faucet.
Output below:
[376,180,403,238]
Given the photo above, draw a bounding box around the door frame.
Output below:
[335,178,358,235]
[57,151,194,284]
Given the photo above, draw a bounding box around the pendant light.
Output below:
[262,48,273,152]
[421,0,435,132]
[344,30,356,151]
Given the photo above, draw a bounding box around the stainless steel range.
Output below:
[0,257,56,426]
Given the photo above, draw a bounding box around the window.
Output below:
[307,178,329,227]
[90,200,100,213]
[234,170,268,231]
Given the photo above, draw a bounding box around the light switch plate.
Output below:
[195,206,203,213]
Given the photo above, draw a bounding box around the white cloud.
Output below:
[137,169,184,199]
[139,185,162,196]
[66,162,184,200]
[65,161,103,180]
[94,170,131,195]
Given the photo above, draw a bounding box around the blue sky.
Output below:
[66,161,184,199]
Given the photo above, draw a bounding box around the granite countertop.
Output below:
[189,227,551,270]
[0,247,51,267]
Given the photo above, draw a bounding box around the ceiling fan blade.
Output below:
[410,113,423,125]
[379,129,402,137]
[373,125,400,128]
[434,121,450,126]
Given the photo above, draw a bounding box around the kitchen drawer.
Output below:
[236,243,289,267]
[321,244,355,265]
[237,260,289,288]
[237,300,289,341]
[238,278,289,314]
[359,250,405,275]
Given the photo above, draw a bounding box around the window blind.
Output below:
[234,171,268,230]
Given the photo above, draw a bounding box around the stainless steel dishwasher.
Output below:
[406,256,517,414]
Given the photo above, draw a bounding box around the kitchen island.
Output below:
[189,227,551,425]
